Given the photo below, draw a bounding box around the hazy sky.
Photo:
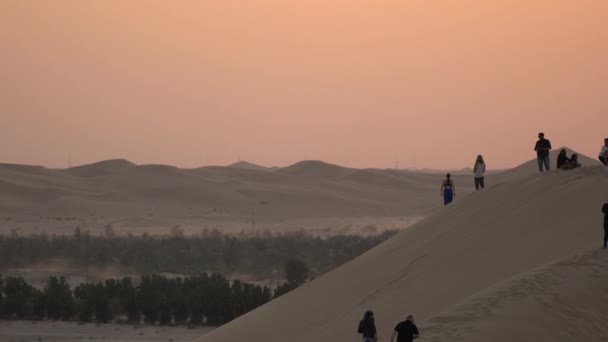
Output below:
[1,0,607,169]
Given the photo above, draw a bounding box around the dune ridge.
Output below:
[198,160,608,342]
[0,149,600,235]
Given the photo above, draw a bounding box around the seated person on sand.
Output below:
[557,149,570,170]
[562,154,581,170]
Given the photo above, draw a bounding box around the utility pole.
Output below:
[82,218,89,283]
[251,210,255,233]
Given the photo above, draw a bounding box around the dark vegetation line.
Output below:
[0,273,269,326]
[0,229,398,279]
[0,259,318,326]
[0,230,398,326]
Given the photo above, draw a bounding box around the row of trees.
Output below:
[0,273,273,326]
[0,229,397,279]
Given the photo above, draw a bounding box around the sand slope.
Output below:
[424,249,608,342]
[198,162,608,342]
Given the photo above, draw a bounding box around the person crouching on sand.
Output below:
[441,173,455,205]
[565,154,581,170]
[557,149,570,170]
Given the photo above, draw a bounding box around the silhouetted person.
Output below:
[358,310,377,342]
[391,315,419,342]
[557,149,570,170]
[603,200,608,249]
[441,173,455,205]
[565,154,581,170]
[473,155,486,190]
[534,132,552,172]
[599,138,608,166]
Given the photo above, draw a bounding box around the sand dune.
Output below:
[227,161,275,172]
[423,249,608,342]
[0,150,600,236]
[65,159,136,178]
[277,160,356,179]
[0,157,498,235]
[198,161,608,342]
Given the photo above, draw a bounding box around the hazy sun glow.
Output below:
[1,0,606,169]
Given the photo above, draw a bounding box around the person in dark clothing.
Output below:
[599,138,608,166]
[391,315,419,342]
[534,132,552,172]
[557,149,570,169]
[565,154,581,170]
[603,201,608,249]
[358,310,377,342]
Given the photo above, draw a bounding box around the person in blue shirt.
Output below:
[440,174,455,205]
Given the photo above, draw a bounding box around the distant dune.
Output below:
[0,149,600,237]
[227,160,274,172]
[276,160,355,179]
[197,152,607,342]
[64,159,136,178]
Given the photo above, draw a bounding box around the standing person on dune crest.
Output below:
[602,200,608,249]
[534,132,552,173]
[473,155,486,190]
[599,138,608,166]
[441,173,455,205]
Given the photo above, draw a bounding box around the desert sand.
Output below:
[197,149,607,342]
[1,149,604,342]
[0,157,499,236]
[0,320,213,342]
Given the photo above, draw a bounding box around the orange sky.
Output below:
[1,0,607,169]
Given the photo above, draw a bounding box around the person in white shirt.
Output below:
[599,138,608,166]
[473,155,486,190]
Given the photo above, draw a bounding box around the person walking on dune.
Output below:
[358,310,378,342]
[441,173,455,205]
[603,200,608,249]
[534,132,552,172]
[599,138,608,166]
[473,155,486,190]
[391,315,419,342]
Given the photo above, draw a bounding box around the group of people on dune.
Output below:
[438,154,486,206]
[358,311,419,342]
[533,133,608,171]
[438,134,608,206]
[357,143,608,342]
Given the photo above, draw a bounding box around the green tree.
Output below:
[285,258,309,286]
[44,276,75,320]
[273,282,298,299]
[93,282,110,323]
[0,275,4,316]
[74,283,94,322]
[3,276,42,319]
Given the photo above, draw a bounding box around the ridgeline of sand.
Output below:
[0,158,492,236]
[198,150,607,342]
